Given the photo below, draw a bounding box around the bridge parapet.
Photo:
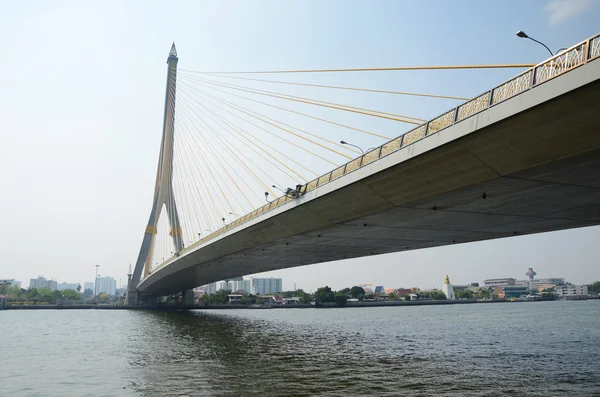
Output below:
[145,32,600,279]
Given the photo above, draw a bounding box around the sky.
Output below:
[1,0,599,291]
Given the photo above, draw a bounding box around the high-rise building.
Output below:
[84,282,94,292]
[204,282,217,294]
[96,276,117,295]
[57,282,80,291]
[251,277,282,295]
[29,276,57,291]
[231,279,251,293]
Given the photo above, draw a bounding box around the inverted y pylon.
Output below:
[127,43,182,304]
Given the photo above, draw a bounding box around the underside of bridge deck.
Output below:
[138,64,600,297]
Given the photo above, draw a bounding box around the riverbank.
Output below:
[3,298,557,310]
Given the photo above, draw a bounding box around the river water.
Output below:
[1,301,599,396]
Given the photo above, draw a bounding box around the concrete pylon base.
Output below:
[125,290,139,306]
[183,290,195,306]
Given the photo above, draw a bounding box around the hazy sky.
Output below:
[1,0,599,291]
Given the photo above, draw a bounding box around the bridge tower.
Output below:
[127,43,183,305]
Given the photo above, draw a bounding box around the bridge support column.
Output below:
[183,290,195,307]
[126,290,139,306]
[126,43,182,305]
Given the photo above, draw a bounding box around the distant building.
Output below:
[515,277,565,290]
[96,276,116,295]
[0,279,15,288]
[503,286,529,299]
[84,282,94,292]
[29,276,57,291]
[484,278,516,287]
[205,282,217,294]
[1,279,22,289]
[57,282,80,291]
[555,285,588,297]
[216,281,229,291]
[374,286,385,295]
[251,278,282,295]
[231,279,251,293]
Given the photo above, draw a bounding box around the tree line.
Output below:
[0,285,121,304]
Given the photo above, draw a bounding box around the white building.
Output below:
[57,282,80,291]
[96,276,116,295]
[442,275,455,300]
[84,282,94,292]
[251,277,282,295]
[231,279,251,293]
[484,278,516,287]
[29,276,57,291]
[203,282,217,294]
[555,285,588,297]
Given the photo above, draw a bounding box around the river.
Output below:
[1,301,599,396]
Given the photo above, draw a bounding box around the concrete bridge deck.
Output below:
[138,49,600,296]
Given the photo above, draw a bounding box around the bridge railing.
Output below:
[149,32,600,276]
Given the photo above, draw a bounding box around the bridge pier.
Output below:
[126,290,139,306]
[183,290,195,307]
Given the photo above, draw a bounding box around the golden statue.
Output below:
[444,275,450,284]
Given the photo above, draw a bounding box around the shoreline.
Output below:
[4,297,591,311]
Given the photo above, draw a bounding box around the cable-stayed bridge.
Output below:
[127,33,600,303]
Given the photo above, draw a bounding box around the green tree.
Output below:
[297,291,311,304]
[5,285,22,302]
[334,293,348,307]
[387,292,399,301]
[589,281,600,294]
[456,290,474,299]
[350,286,366,299]
[213,290,229,304]
[36,288,55,303]
[338,287,351,295]
[83,288,94,298]
[429,290,447,300]
[404,294,411,301]
[61,289,80,300]
[28,288,39,303]
[314,286,335,303]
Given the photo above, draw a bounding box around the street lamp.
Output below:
[340,140,364,154]
[516,30,553,56]
[228,211,240,217]
[264,191,271,202]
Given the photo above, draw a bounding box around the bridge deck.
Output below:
[139,50,600,296]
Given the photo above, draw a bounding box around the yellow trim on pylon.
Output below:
[145,225,158,234]
[169,227,182,236]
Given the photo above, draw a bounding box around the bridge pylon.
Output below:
[127,43,183,305]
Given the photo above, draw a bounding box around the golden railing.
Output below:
[147,32,600,276]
